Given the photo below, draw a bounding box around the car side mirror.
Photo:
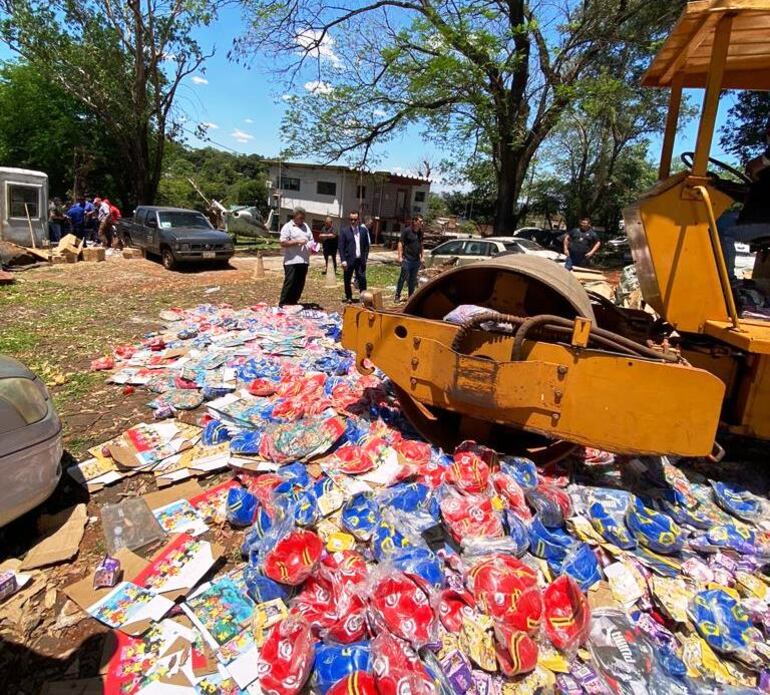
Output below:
[147,218,157,228]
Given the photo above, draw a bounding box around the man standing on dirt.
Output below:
[339,210,370,303]
[564,216,600,270]
[279,207,314,306]
[318,216,338,274]
[395,214,424,303]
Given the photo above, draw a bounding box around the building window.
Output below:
[414,191,426,203]
[317,181,337,196]
[279,176,300,191]
[356,185,367,199]
[413,205,422,213]
[8,184,39,218]
[393,223,401,232]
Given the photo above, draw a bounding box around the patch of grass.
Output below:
[52,371,105,411]
[365,263,401,288]
[0,326,38,355]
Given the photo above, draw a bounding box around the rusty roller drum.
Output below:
[395,254,594,459]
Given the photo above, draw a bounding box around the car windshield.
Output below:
[511,238,544,251]
[157,211,212,230]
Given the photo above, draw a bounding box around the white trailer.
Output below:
[0,167,48,247]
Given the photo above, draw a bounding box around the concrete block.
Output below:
[83,247,106,262]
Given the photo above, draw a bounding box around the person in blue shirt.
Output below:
[66,196,88,238]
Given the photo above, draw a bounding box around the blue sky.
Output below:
[1,5,737,189]
[177,6,736,184]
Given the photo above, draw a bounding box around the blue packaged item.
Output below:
[313,642,372,694]
[279,462,312,486]
[525,488,563,528]
[392,546,445,589]
[710,481,762,523]
[500,456,538,490]
[660,499,711,530]
[177,327,198,340]
[243,565,290,603]
[691,589,755,655]
[658,646,687,678]
[241,507,274,559]
[503,511,530,556]
[371,519,412,561]
[279,488,319,527]
[201,419,231,446]
[341,493,378,540]
[226,487,258,527]
[706,523,756,553]
[625,497,684,555]
[589,502,636,549]
[201,385,233,400]
[561,543,601,590]
[229,430,263,455]
[529,516,573,568]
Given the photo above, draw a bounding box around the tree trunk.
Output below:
[494,157,518,234]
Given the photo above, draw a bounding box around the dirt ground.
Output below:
[0,252,402,694]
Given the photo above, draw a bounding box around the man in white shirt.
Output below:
[279,206,314,306]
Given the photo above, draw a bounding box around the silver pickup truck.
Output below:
[118,205,234,270]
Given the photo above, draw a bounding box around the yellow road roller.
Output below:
[342,0,770,459]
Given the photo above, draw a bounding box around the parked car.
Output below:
[427,236,565,267]
[118,206,235,270]
[0,356,62,526]
[512,226,566,252]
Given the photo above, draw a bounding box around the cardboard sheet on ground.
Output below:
[87,581,174,635]
[143,479,208,537]
[109,422,201,471]
[133,534,223,602]
[20,504,87,570]
[66,547,149,612]
[67,456,124,492]
[155,443,231,487]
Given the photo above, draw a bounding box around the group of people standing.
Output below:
[278,206,424,307]
[47,195,122,248]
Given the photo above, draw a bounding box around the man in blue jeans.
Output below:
[395,215,424,303]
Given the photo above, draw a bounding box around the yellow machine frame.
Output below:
[625,0,770,440]
[341,0,770,456]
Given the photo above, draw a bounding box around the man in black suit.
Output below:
[338,210,370,303]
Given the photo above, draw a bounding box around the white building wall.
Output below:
[0,167,48,246]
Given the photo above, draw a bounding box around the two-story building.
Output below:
[266,161,430,242]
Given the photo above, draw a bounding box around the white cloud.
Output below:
[296,29,341,66]
[281,94,293,102]
[244,118,254,124]
[230,129,254,143]
[303,80,333,95]
[191,75,208,85]
[373,108,387,118]
[162,53,177,62]
[200,122,219,130]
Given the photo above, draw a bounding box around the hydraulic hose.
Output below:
[449,310,680,363]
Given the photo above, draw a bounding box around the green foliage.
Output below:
[0,61,128,203]
[1,0,222,204]
[425,192,448,222]
[158,145,270,212]
[720,91,770,163]
[237,0,685,231]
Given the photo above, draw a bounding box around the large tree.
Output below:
[0,61,129,202]
[1,0,223,205]
[235,0,684,233]
[720,91,770,163]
